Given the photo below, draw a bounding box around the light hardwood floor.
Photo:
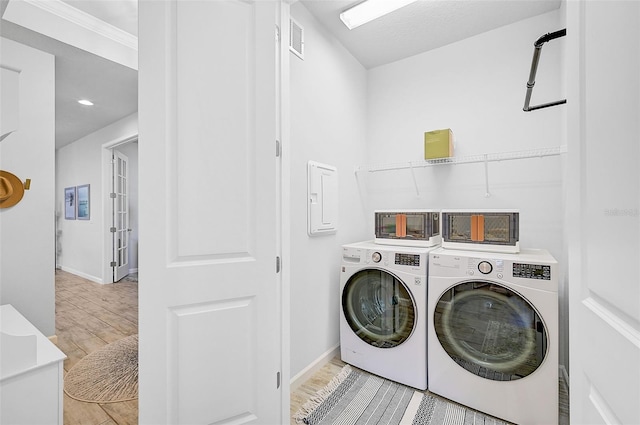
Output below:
[55,271,568,425]
[54,269,138,425]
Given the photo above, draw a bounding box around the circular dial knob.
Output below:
[478,261,493,274]
[372,252,382,263]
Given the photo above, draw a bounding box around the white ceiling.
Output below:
[0,0,561,149]
[0,0,138,149]
[300,0,562,69]
[62,0,137,36]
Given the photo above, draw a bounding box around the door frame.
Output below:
[101,133,138,285]
[279,1,292,420]
[97,2,294,419]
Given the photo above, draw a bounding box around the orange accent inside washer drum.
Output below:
[396,214,407,237]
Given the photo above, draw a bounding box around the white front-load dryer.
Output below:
[340,241,436,390]
[428,247,559,425]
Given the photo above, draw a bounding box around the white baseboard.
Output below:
[291,348,569,392]
[58,265,103,284]
[129,267,138,274]
[290,344,340,391]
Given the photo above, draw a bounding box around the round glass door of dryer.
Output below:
[342,269,416,348]
[433,281,547,381]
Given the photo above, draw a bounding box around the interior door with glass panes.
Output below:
[111,149,130,282]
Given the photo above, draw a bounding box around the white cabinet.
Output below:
[0,304,66,425]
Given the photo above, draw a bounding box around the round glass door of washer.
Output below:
[342,269,416,348]
[434,281,547,381]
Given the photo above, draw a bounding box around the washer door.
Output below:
[342,269,416,348]
[434,281,547,380]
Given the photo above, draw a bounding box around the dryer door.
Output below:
[434,281,547,381]
[342,269,415,348]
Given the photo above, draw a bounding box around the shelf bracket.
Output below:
[409,163,420,197]
[484,155,491,198]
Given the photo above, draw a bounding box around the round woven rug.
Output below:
[64,334,138,403]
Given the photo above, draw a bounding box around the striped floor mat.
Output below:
[294,365,509,425]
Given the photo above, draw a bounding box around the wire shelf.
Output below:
[355,145,567,173]
[353,145,567,198]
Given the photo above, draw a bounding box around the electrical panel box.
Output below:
[307,161,338,236]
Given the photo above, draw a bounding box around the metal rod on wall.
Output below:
[523,28,567,112]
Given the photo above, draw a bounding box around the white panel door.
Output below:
[567,1,640,424]
[112,149,130,282]
[138,1,282,424]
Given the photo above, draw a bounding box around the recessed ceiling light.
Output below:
[78,99,94,106]
[340,0,419,30]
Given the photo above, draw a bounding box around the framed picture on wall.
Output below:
[64,187,76,220]
[77,184,90,220]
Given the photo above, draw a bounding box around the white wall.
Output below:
[290,4,570,379]
[55,113,138,283]
[0,38,56,336]
[289,3,369,378]
[365,10,568,368]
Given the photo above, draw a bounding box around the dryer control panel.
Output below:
[429,249,558,292]
[513,263,551,280]
[464,257,504,278]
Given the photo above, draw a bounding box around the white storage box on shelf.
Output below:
[1,304,66,425]
[441,209,520,253]
[374,209,441,247]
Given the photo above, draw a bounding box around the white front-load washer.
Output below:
[428,247,558,425]
[340,241,436,390]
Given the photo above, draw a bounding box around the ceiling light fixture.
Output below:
[340,0,418,30]
[78,99,94,106]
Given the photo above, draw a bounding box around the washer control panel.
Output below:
[395,253,421,267]
[342,245,424,268]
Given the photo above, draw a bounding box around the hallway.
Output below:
[54,270,138,425]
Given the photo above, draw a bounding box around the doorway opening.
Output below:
[101,136,138,284]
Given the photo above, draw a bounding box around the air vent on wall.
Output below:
[289,18,304,60]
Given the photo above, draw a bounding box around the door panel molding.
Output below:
[587,382,622,425]
[582,296,640,349]
[172,0,257,260]
[168,298,256,424]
